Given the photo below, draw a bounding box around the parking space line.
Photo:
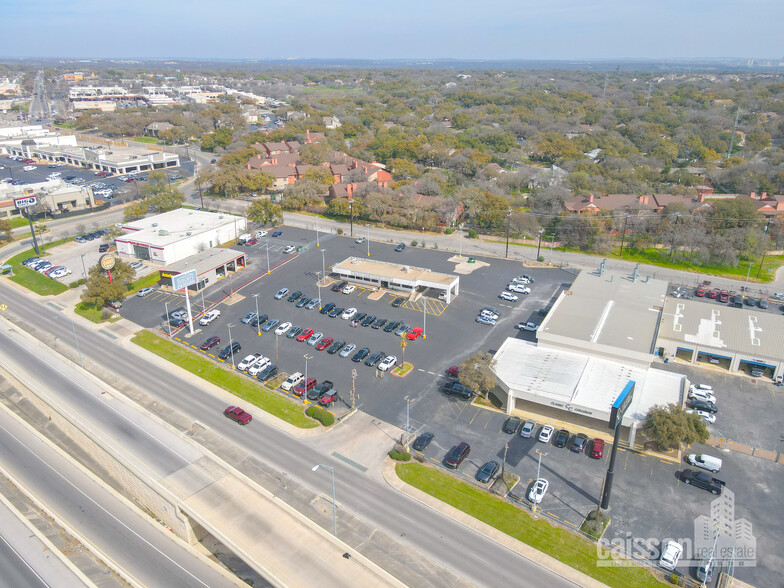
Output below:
[563,520,577,528]
[429,457,439,464]
[417,368,426,372]
[468,408,481,425]
[546,512,560,520]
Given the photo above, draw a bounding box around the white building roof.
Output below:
[118,208,244,248]
[333,257,457,287]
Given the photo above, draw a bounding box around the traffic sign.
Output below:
[172,269,197,290]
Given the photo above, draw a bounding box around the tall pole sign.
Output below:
[15,196,39,255]
[172,269,198,335]
[600,380,635,510]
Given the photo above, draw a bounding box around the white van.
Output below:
[238,233,252,245]
[281,372,304,391]
[686,453,722,473]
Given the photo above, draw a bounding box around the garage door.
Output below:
[675,347,694,362]
[697,352,732,370]
[739,359,775,378]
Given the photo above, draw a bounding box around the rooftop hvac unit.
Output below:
[401,266,409,272]
[158,229,169,236]
[351,257,359,264]
[186,232,192,236]
[152,223,158,227]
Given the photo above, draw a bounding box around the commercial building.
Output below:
[656,298,784,380]
[116,208,246,265]
[159,248,245,292]
[331,257,459,302]
[0,179,95,219]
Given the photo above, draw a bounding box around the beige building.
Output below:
[0,180,96,219]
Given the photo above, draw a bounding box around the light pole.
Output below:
[303,354,312,400]
[227,323,236,368]
[366,224,370,257]
[534,450,547,512]
[316,271,322,310]
[164,301,172,337]
[56,315,83,368]
[536,228,544,261]
[321,249,327,288]
[316,222,320,247]
[422,296,427,339]
[349,199,354,237]
[311,464,337,537]
[744,260,752,293]
[505,208,512,259]
[254,293,261,336]
[80,253,87,279]
[404,395,413,449]
[265,235,271,274]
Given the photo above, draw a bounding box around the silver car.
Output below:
[339,343,357,358]
[307,331,323,346]
[520,420,536,438]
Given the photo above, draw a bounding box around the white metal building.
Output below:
[116,208,246,265]
[331,257,459,302]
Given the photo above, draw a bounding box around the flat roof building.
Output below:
[159,248,245,292]
[0,179,96,219]
[116,208,246,265]
[331,257,459,302]
[656,298,784,380]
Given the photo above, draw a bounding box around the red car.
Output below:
[224,406,252,425]
[297,328,314,342]
[200,336,220,350]
[406,326,423,340]
[319,389,338,406]
[695,288,706,297]
[245,238,258,245]
[590,438,605,459]
[447,365,461,377]
[98,171,110,176]
[707,289,720,299]
[293,377,317,397]
[718,291,729,303]
[316,337,334,351]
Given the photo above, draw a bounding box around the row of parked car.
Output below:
[21,257,72,280]
[74,228,109,243]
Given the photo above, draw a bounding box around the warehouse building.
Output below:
[656,298,784,380]
[116,208,246,265]
[159,248,245,292]
[331,257,459,302]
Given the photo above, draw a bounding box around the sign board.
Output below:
[172,269,197,290]
[609,380,635,429]
[14,196,37,209]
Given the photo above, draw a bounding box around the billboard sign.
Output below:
[609,380,635,429]
[14,196,37,209]
[171,269,197,290]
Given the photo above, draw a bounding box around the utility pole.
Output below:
[404,396,413,449]
[505,208,512,259]
[501,443,509,478]
[350,369,357,409]
[757,220,771,279]
[619,214,629,258]
[536,228,544,261]
[533,450,547,512]
[727,106,741,159]
[349,199,353,237]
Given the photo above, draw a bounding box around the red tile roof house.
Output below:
[246,152,300,170]
[739,192,784,218]
[564,193,711,214]
[263,165,298,191]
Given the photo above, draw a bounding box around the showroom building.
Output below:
[656,297,784,380]
[159,248,245,292]
[116,208,246,265]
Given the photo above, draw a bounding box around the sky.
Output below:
[3,0,782,61]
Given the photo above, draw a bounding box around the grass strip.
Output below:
[74,302,120,324]
[3,236,74,296]
[395,463,665,588]
[132,330,317,429]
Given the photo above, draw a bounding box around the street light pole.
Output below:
[422,296,427,339]
[536,228,544,261]
[534,449,547,512]
[80,253,87,280]
[304,354,312,400]
[265,235,271,274]
[164,301,172,337]
[254,293,261,336]
[349,199,354,237]
[505,208,512,259]
[404,395,413,449]
[316,271,322,310]
[366,224,370,257]
[316,222,320,247]
[321,249,327,287]
[227,323,236,368]
[311,464,337,537]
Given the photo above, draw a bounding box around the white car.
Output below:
[248,356,271,376]
[282,245,296,254]
[199,309,221,325]
[23,165,36,171]
[476,315,496,326]
[511,276,530,285]
[137,287,155,297]
[342,284,356,294]
[538,425,554,443]
[255,230,268,238]
[342,307,357,320]
[499,292,518,302]
[688,389,717,404]
[687,409,717,425]
[355,236,366,244]
[275,321,292,335]
[50,268,71,279]
[516,322,538,332]
[659,541,683,571]
[507,283,531,294]
[378,355,398,371]
[528,478,549,504]
[281,371,303,391]
[237,353,262,371]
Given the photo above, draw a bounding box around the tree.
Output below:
[458,352,497,397]
[0,219,11,242]
[643,404,709,451]
[246,200,283,226]
[299,143,330,165]
[301,166,335,187]
[80,259,135,308]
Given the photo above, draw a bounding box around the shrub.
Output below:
[305,405,335,426]
[337,228,343,235]
[420,241,425,247]
[468,229,477,239]
[100,308,112,320]
[411,240,418,246]
[537,255,544,262]
[388,449,411,461]
[668,573,679,585]
[69,278,87,289]
[443,228,455,234]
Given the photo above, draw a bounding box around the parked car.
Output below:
[293,378,317,397]
[343,284,356,294]
[571,433,589,453]
[274,288,289,300]
[378,355,398,371]
[407,327,423,340]
[507,284,531,294]
[444,442,470,469]
[383,320,400,333]
[326,340,345,354]
[528,478,549,504]
[261,319,280,332]
[248,357,271,376]
[275,322,292,335]
[282,245,296,254]
[443,381,473,400]
[272,231,283,237]
[659,541,683,571]
[199,309,221,326]
[687,398,718,413]
[391,297,405,308]
[447,365,461,378]
[364,351,384,367]
[361,314,377,327]
[516,322,539,332]
[316,337,334,351]
[287,290,302,302]
[502,416,522,434]
[130,261,143,270]
[355,236,366,244]
[296,296,311,308]
[475,315,496,326]
[342,308,357,320]
[686,454,722,473]
[520,420,536,438]
[351,347,370,363]
[287,325,302,339]
[200,336,220,350]
[241,312,258,324]
[371,317,387,330]
[499,292,518,302]
[137,287,155,297]
[332,281,348,292]
[476,461,499,484]
[590,439,605,459]
[308,380,334,401]
[319,389,338,406]
[682,469,725,495]
[224,406,252,425]
[554,429,570,448]
[237,353,263,371]
[297,328,314,342]
[339,343,357,358]
[307,331,323,346]
[328,306,344,318]
[412,432,434,451]
[256,364,278,382]
[218,341,241,360]
[281,372,303,391]
[686,409,717,424]
[538,425,554,443]
[320,302,336,315]
[305,298,320,310]
[249,314,268,328]
[106,300,123,312]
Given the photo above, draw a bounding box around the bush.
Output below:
[443,228,455,234]
[420,241,426,247]
[468,229,477,239]
[337,228,343,235]
[100,308,112,320]
[388,449,411,461]
[305,405,335,426]
[537,256,544,262]
[411,240,418,246]
[668,573,679,585]
[69,278,87,289]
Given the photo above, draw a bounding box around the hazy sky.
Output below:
[4,0,782,60]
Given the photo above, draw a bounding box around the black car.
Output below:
[443,381,473,400]
[361,314,377,327]
[218,341,241,360]
[412,432,434,451]
[169,317,187,328]
[371,317,387,330]
[395,243,406,252]
[391,297,405,308]
[328,306,344,318]
[332,280,348,292]
[687,399,718,413]
[352,347,370,362]
[383,320,400,333]
[759,299,769,309]
[256,364,278,382]
[307,380,334,401]
[249,314,268,327]
[287,290,302,302]
[98,243,109,252]
[476,461,500,484]
[364,351,384,367]
[320,302,336,315]
[682,469,725,495]
[296,296,311,308]
[354,312,367,323]
[538,306,551,317]
[326,340,345,354]
[287,325,302,339]
[571,433,589,453]
[553,429,570,448]
[502,416,522,434]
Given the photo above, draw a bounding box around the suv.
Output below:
[682,469,725,495]
[444,442,470,469]
[443,381,473,400]
[308,380,334,401]
[332,280,348,292]
[218,341,241,360]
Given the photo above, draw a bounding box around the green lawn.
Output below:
[132,330,318,429]
[74,302,121,324]
[8,217,29,229]
[3,236,74,296]
[396,463,666,588]
[129,136,160,144]
[126,272,161,294]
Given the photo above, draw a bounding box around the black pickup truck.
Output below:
[682,469,725,495]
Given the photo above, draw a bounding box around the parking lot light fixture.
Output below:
[80,253,87,280]
[265,235,271,274]
[253,293,261,336]
[316,222,320,247]
[311,464,337,537]
[227,323,236,369]
[349,200,353,237]
[534,450,547,512]
[321,249,327,289]
[404,396,413,449]
[366,225,370,257]
[316,271,323,311]
[164,301,172,337]
[304,354,313,401]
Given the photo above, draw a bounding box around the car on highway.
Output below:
[590,439,605,459]
[378,355,398,371]
[502,416,521,434]
[200,336,220,350]
[137,287,155,297]
[475,461,499,484]
[395,243,406,252]
[316,337,334,351]
[297,328,314,342]
[199,309,221,326]
[444,442,470,469]
[407,327,423,340]
[275,322,292,335]
[538,425,554,443]
[352,347,370,363]
[528,478,549,504]
[342,308,357,320]
[237,353,263,371]
[499,292,518,302]
[339,343,357,358]
[224,406,252,425]
[412,432,434,451]
[274,288,289,300]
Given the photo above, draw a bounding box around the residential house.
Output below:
[323,116,341,129]
[263,165,298,191]
[565,192,712,214]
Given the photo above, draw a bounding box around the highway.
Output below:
[0,279,579,587]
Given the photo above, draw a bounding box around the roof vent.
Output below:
[151,223,158,227]
[351,257,359,264]
[186,232,192,236]
[401,266,409,272]
[158,229,169,236]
